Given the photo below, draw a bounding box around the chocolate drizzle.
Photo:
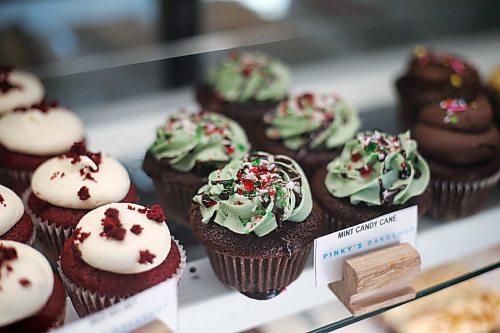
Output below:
[378,179,407,206]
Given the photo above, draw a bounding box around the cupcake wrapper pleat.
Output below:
[205,245,311,299]
[58,237,186,317]
[152,179,196,227]
[0,167,32,195]
[22,189,73,262]
[429,169,500,220]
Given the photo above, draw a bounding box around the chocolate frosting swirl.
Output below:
[413,94,500,166]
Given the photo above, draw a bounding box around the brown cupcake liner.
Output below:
[22,189,73,263]
[205,244,312,300]
[58,237,186,317]
[152,179,197,227]
[429,168,500,220]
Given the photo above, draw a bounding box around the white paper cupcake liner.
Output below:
[58,237,186,317]
[429,168,500,220]
[22,189,73,262]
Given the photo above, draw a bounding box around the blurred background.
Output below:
[1,0,500,109]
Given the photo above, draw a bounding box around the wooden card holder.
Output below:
[329,243,421,316]
[131,320,173,333]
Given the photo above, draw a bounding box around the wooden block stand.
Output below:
[329,243,421,316]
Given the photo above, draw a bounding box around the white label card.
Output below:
[53,278,178,333]
[314,206,418,286]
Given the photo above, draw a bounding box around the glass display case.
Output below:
[1,1,499,332]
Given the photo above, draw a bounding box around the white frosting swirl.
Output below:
[0,70,44,114]
[0,185,24,237]
[0,107,84,156]
[76,203,171,274]
[31,154,131,209]
[0,240,54,326]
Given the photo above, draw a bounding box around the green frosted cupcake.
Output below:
[312,130,432,232]
[258,92,360,176]
[189,152,325,300]
[196,51,290,146]
[143,110,250,226]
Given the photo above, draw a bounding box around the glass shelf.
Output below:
[3,2,500,331]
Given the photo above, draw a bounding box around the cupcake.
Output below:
[189,152,325,300]
[143,110,250,226]
[196,51,290,145]
[487,65,500,126]
[26,142,138,260]
[312,131,432,232]
[0,241,66,333]
[0,67,44,114]
[258,92,360,176]
[60,203,186,317]
[0,185,35,245]
[412,95,500,220]
[0,100,85,193]
[395,47,482,129]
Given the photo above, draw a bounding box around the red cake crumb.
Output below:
[0,244,18,278]
[74,227,91,243]
[138,250,156,264]
[0,194,5,207]
[130,224,143,235]
[127,205,136,211]
[100,208,126,241]
[145,205,166,223]
[77,186,91,200]
[19,278,31,287]
[65,141,102,171]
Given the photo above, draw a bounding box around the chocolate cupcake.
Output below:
[196,51,290,145]
[258,92,360,176]
[26,142,138,261]
[0,67,44,115]
[0,185,35,245]
[395,47,482,130]
[312,131,431,232]
[60,203,186,317]
[0,241,66,333]
[412,95,500,220]
[189,152,325,300]
[0,100,85,194]
[143,111,250,226]
[487,66,500,126]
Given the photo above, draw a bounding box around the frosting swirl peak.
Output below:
[149,111,250,172]
[0,69,44,114]
[208,52,290,102]
[193,152,312,237]
[325,131,430,206]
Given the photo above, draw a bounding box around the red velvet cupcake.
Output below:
[0,99,84,194]
[26,142,138,261]
[0,241,66,333]
[60,203,186,317]
[0,184,35,245]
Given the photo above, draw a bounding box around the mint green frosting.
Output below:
[149,111,250,172]
[325,131,430,206]
[208,52,290,102]
[193,152,313,237]
[265,93,360,150]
